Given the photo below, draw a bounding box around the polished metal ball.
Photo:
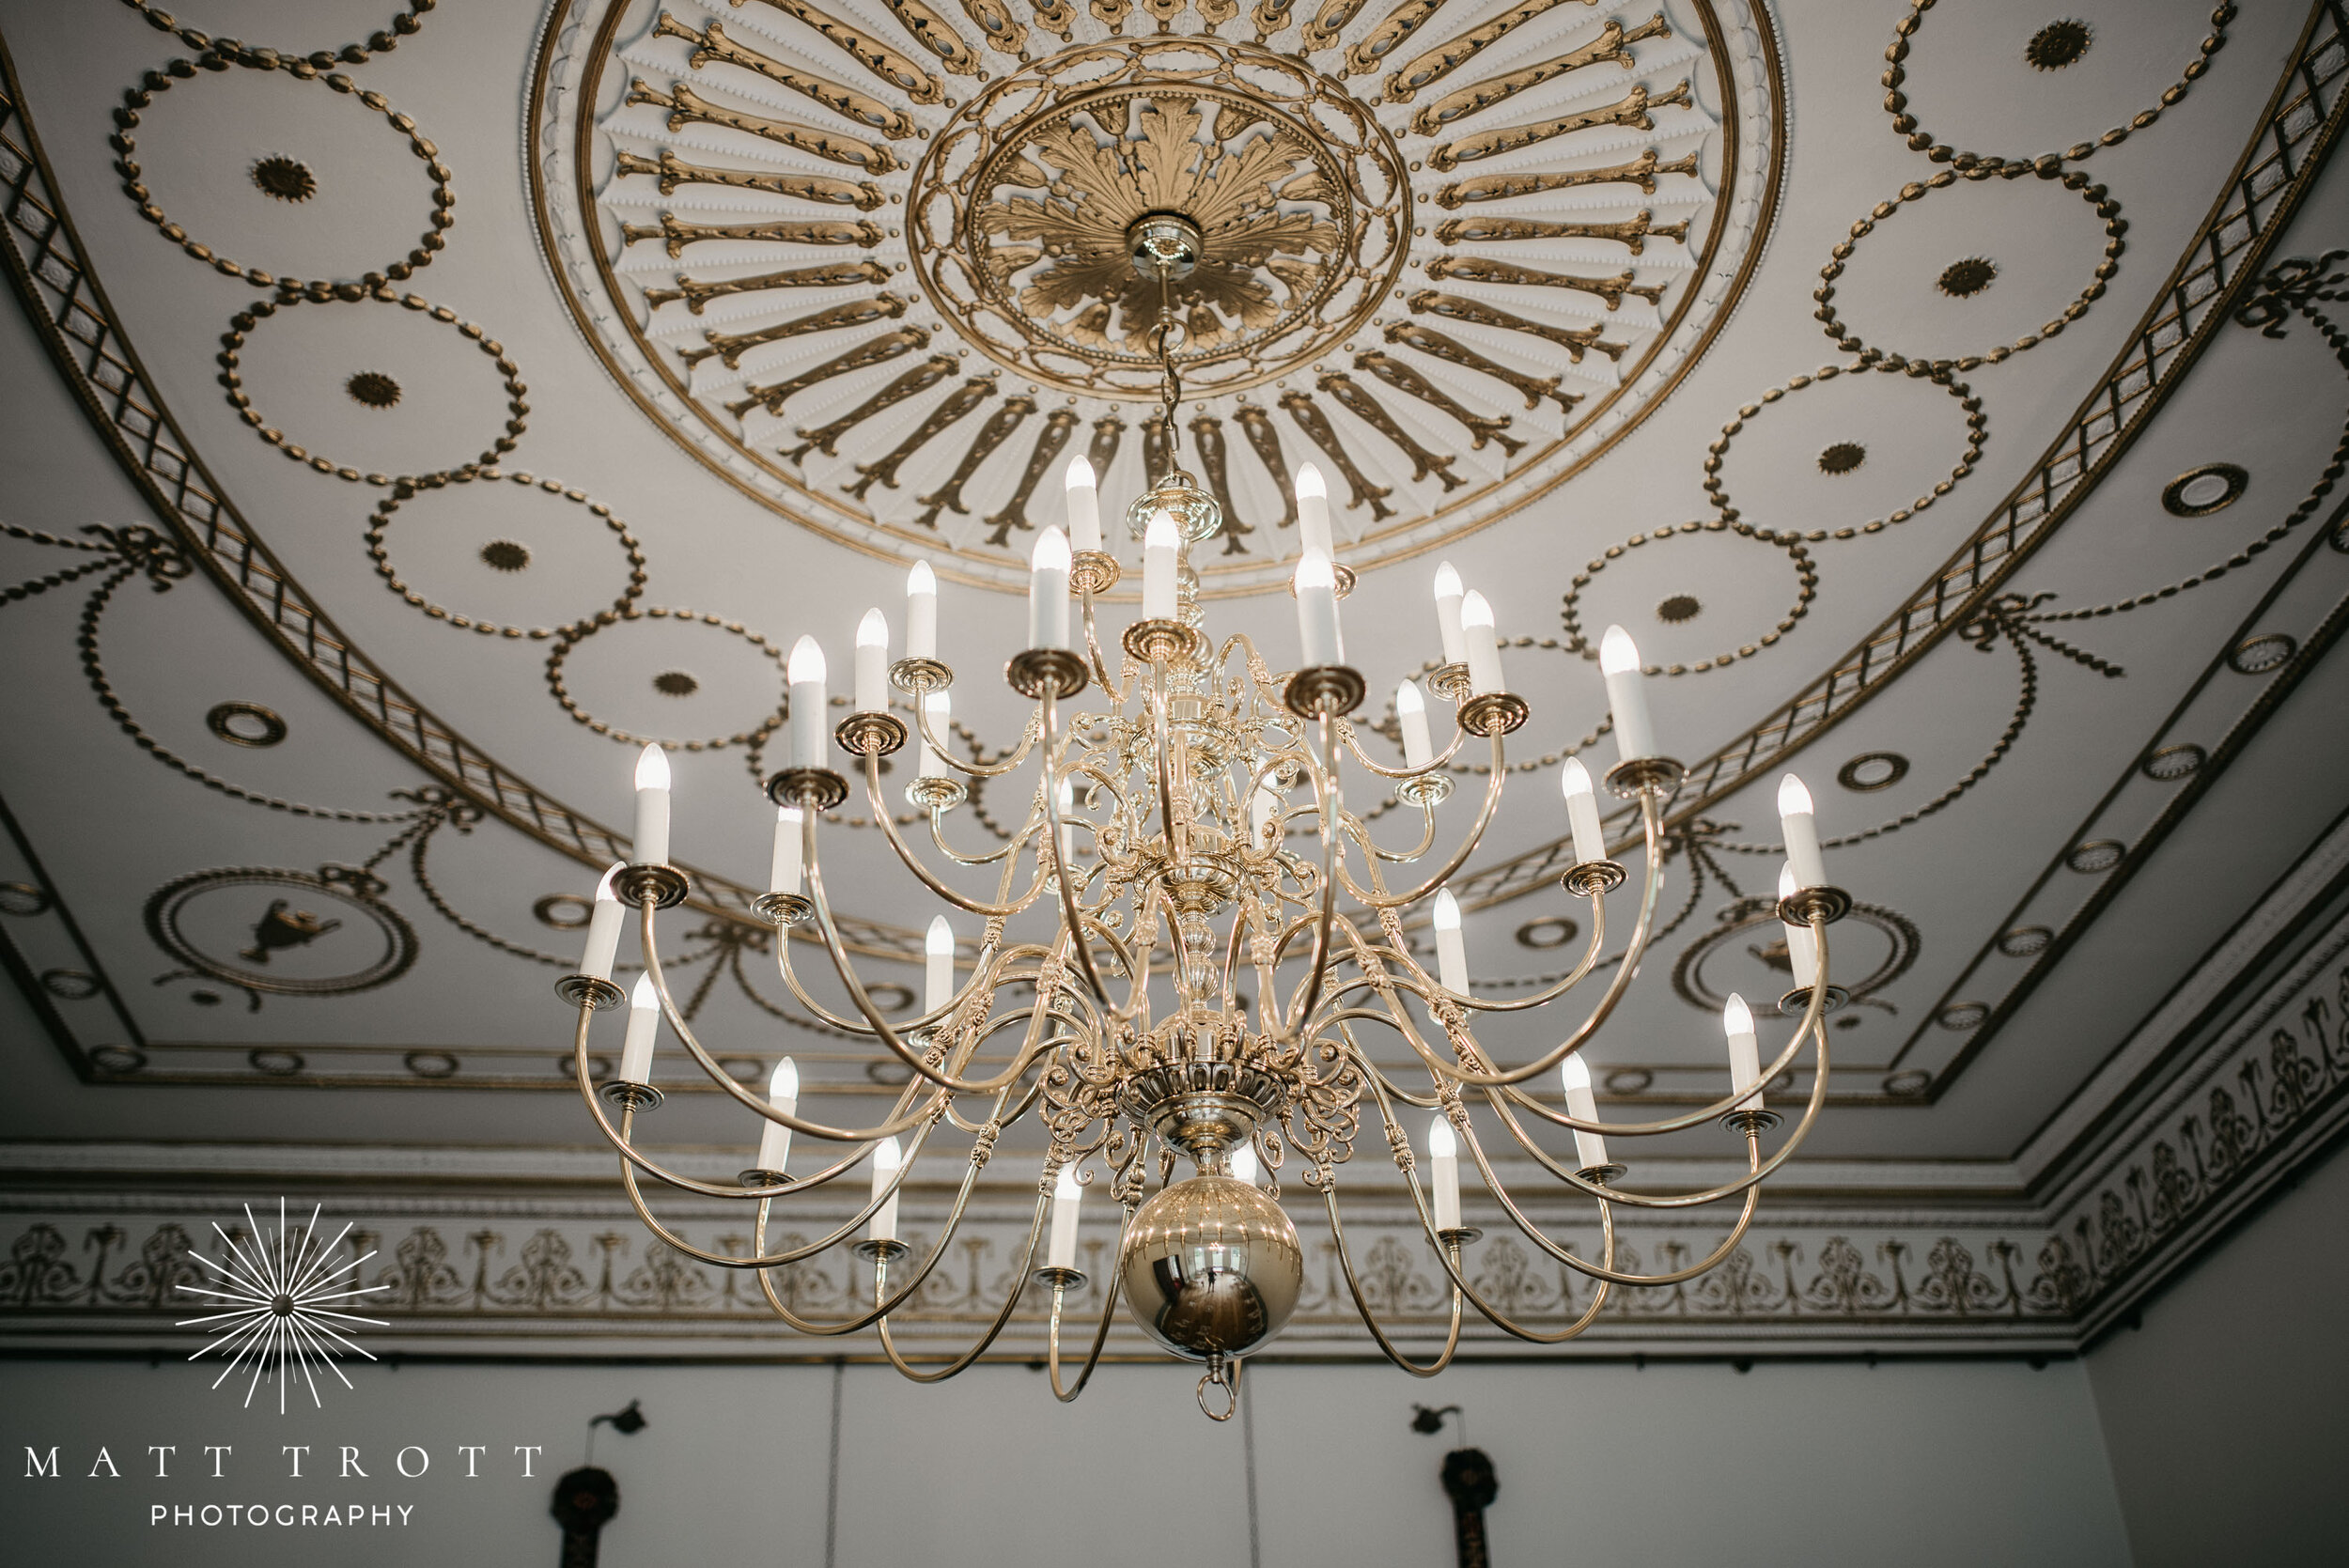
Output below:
[1119,1173,1303,1360]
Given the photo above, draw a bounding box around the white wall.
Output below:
[1,1351,2128,1566]
[2086,1139,2349,1568]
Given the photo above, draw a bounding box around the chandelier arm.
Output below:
[570,1001,929,1212]
[1365,889,1611,1019]
[1047,1203,1134,1403]
[1038,688,1123,1013]
[1077,583,1128,703]
[1317,1187,1465,1375]
[1487,920,1834,1141]
[1326,732,1508,911]
[615,1140,908,1269]
[774,923,1003,1039]
[1280,711,1346,1041]
[634,900,960,1140]
[1461,1107,1766,1284]
[1316,1010,1445,1110]
[926,800,1030,866]
[1345,800,1440,866]
[749,1126,992,1334]
[1147,668,1184,862]
[912,703,1042,780]
[1338,718,1470,781]
[1346,1072,1620,1342]
[875,1185,1052,1382]
[940,1022,1068,1132]
[863,751,1051,918]
[803,817,1061,1095]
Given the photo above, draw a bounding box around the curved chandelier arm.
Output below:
[1338,716,1470,781]
[803,820,1062,1095]
[1281,711,1346,1040]
[911,702,1041,780]
[927,800,1032,867]
[1076,584,1129,705]
[876,1185,1052,1383]
[1488,924,1834,1141]
[1047,1205,1134,1403]
[1319,1188,1465,1376]
[1347,872,1608,1017]
[863,753,1050,919]
[1458,1108,1766,1285]
[618,1142,902,1269]
[631,908,952,1141]
[1038,689,1125,1014]
[750,1130,991,1335]
[773,925,993,1039]
[1148,673,1183,860]
[1328,733,1509,911]
[1351,801,1440,866]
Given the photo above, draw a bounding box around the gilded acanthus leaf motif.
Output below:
[1383,320,1579,414]
[679,293,910,370]
[1408,290,1627,363]
[782,354,958,463]
[847,377,996,499]
[1353,349,1526,458]
[1422,256,1665,310]
[1382,0,1595,103]
[652,15,920,140]
[1279,392,1394,520]
[642,259,892,315]
[625,81,898,173]
[619,212,886,257]
[916,396,1036,528]
[1434,148,1698,208]
[1434,210,1688,253]
[1408,14,1669,136]
[723,327,931,418]
[1430,79,1691,171]
[612,149,883,209]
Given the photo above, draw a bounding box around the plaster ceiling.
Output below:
[0,0,2345,1251]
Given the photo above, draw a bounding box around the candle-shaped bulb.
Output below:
[1561,757,1607,867]
[1047,1164,1084,1269]
[754,1055,800,1174]
[1230,1143,1258,1186]
[853,608,889,715]
[1064,456,1101,554]
[1294,549,1343,665]
[1598,624,1657,762]
[905,560,938,660]
[1395,678,1432,769]
[1779,863,1819,987]
[769,806,803,895]
[1432,887,1469,996]
[868,1135,902,1244]
[1029,525,1072,651]
[1722,993,1763,1113]
[787,636,828,770]
[1143,509,1180,620]
[1560,1051,1609,1172]
[925,914,955,1013]
[1426,1115,1460,1231]
[631,744,671,866]
[1296,461,1332,559]
[1432,562,1468,665]
[1778,772,1827,891]
[916,691,951,782]
[1054,774,1076,869]
[619,972,661,1084]
[1459,589,1503,695]
[576,862,627,981]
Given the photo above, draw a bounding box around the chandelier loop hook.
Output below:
[1196,1352,1240,1421]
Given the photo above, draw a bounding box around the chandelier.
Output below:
[559,216,1851,1420]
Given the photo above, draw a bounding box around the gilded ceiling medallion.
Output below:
[909,43,1397,396]
[534,1,1781,590]
[1937,256,1997,299]
[2024,19,2092,72]
[249,154,316,203]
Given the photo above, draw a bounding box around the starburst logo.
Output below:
[178,1200,390,1411]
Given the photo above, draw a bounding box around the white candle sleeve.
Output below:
[1722,995,1763,1113]
[1029,526,1072,650]
[1296,462,1332,559]
[787,636,827,769]
[869,1137,901,1243]
[1047,1166,1083,1270]
[925,916,955,1013]
[1781,863,1820,987]
[1562,1054,1609,1172]
[1427,1117,1461,1232]
[619,973,660,1083]
[1561,758,1607,866]
[1065,457,1101,554]
[1396,679,1432,768]
[1432,889,1469,995]
[1143,510,1179,620]
[1778,773,1827,890]
[769,808,803,895]
[1460,590,1504,695]
[754,1057,799,1173]
[631,744,671,865]
[577,864,625,980]
[1295,550,1343,666]
[1433,562,1468,666]
[905,561,938,660]
[918,691,951,779]
[1599,625,1657,762]
[853,609,888,714]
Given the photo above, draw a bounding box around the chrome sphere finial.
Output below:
[1119,1174,1303,1360]
[1127,211,1205,283]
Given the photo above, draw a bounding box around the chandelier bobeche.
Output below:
[560,238,1852,1421]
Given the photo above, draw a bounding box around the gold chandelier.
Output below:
[560,218,1851,1420]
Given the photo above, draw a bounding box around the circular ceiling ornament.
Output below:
[2162,461,2248,517]
[365,468,646,639]
[251,154,317,202]
[220,290,529,484]
[1835,752,1908,792]
[1561,520,1815,676]
[205,701,288,748]
[1997,925,2054,957]
[1816,441,1866,474]
[2064,839,2125,874]
[1936,256,1997,298]
[145,864,419,999]
[544,608,788,753]
[1704,362,1985,542]
[910,41,1399,397]
[2025,21,2093,72]
[2228,631,2295,674]
[2139,742,2205,781]
[531,0,1782,592]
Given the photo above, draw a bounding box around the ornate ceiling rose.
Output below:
[533,1,1781,589]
